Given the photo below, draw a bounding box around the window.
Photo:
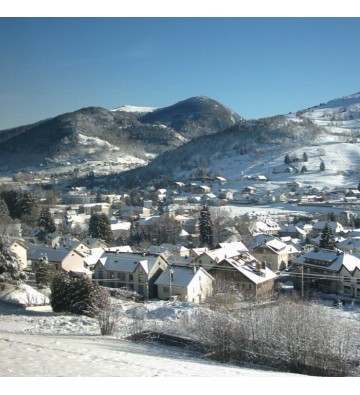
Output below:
[117,273,125,281]
[357,279,360,285]
[138,274,144,282]
[344,277,351,282]
[344,286,352,294]
[138,266,143,273]
[163,286,169,293]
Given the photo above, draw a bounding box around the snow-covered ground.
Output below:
[0,285,305,379]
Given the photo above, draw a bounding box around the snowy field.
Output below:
[0,298,302,378]
[0,286,352,394]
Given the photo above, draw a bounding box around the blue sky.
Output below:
[1,17,360,130]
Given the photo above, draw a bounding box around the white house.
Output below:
[155,266,214,303]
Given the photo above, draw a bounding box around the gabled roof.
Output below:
[219,257,277,284]
[292,249,360,273]
[155,266,213,287]
[98,253,159,274]
[27,245,79,262]
[218,241,249,252]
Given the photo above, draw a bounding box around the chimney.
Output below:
[261,261,266,270]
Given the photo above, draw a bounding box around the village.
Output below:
[3,166,360,307]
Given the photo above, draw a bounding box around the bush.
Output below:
[50,272,110,316]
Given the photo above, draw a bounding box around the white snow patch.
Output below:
[111,105,158,113]
[0,283,49,307]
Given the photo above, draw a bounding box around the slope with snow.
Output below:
[0,296,302,378]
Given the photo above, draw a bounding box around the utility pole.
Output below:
[301,265,304,299]
[169,265,173,300]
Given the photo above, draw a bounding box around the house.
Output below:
[252,238,290,271]
[279,225,307,242]
[291,248,360,299]
[83,237,109,249]
[311,221,344,237]
[336,237,360,254]
[92,252,168,299]
[218,190,233,200]
[242,186,257,194]
[27,245,86,274]
[209,254,277,299]
[191,247,243,271]
[49,234,89,254]
[195,185,211,194]
[184,182,198,193]
[250,219,281,236]
[155,266,214,303]
[215,176,227,185]
[9,240,28,270]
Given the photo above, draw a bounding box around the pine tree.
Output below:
[301,165,307,173]
[35,253,57,287]
[0,234,27,285]
[88,212,113,244]
[38,207,56,234]
[303,152,308,162]
[284,154,291,165]
[320,161,325,171]
[199,205,214,248]
[319,222,335,249]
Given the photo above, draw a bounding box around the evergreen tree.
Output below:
[358,181,360,192]
[95,191,103,203]
[301,165,307,173]
[88,212,113,244]
[319,222,335,249]
[199,205,214,248]
[0,234,27,285]
[125,188,143,207]
[284,154,291,165]
[303,152,308,162]
[50,272,73,312]
[38,207,56,234]
[35,253,57,287]
[320,161,325,171]
[1,190,37,220]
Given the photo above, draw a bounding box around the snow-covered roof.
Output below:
[207,247,242,263]
[155,266,212,287]
[110,222,131,231]
[105,246,133,253]
[292,249,360,273]
[218,241,249,252]
[100,253,159,274]
[220,257,277,284]
[27,245,77,262]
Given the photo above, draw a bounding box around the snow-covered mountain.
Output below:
[117,91,360,194]
[0,97,241,173]
[286,91,360,136]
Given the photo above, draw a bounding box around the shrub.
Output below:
[50,272,110,316]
